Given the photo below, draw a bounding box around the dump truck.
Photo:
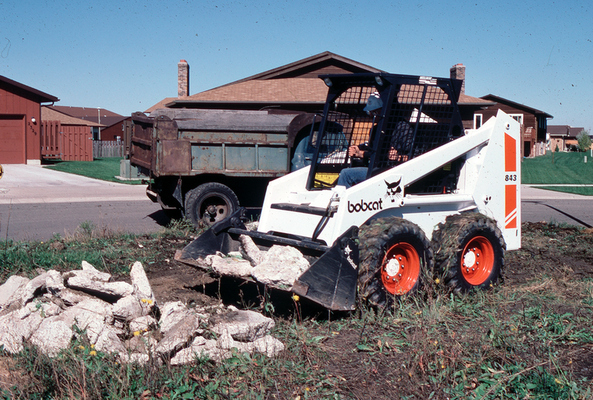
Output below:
[177,72,521,310]
[130,109,325,226]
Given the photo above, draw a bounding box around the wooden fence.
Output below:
[93,141,125,158]
[41,121,93,161]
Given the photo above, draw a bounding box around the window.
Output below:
[474,114,483,129]
[509,114,523,124]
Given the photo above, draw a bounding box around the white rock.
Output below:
[20,272,49,305]
[210,309,275,342]
[0,307,43,353]
[130,315,157,333]
[55,288,94,306]
[211,256,253,277]
[81,260,111,282]
[29,317,73,357]
[239,234,265,266]
[94,325,126,355]
[130,261,155,303]
[250,335,285,357]
[159,302,193,335]
[155,313,201,357]
[251,245,309,288]
[45,270,65,295]
[0,275,29,310]
[113,295,143,321]
[126,334,158,354]
[66,276,133,299]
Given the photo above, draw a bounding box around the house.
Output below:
[477,94,553,158]
[40,106,102,161]
[47,105,125,140]
[146,53,491,126]
[0,75,59,164]
[145,53,551,160]
[100,117,131,142]
[548,125,587,152]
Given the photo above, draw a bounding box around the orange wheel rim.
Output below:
[461,236,495,285]
[381,242,420,295]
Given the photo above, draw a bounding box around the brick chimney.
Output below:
[178,60,189,97]
[450,63,465,95]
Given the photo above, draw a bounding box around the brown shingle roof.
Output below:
[170,78,329,104]
[42,106,105,127]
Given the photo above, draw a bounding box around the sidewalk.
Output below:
[0,164,149,204]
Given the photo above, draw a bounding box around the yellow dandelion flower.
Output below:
[435,278,440,284]
[90,344,95,349]
[89,351,97,356]
[78,345,85,350]
[291,294,300,302]
[133,331,141,337]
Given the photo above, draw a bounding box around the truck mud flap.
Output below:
[292,226,359,311]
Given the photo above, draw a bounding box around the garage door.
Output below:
[0,116,25,164]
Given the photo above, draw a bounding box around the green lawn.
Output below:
[522,151,593,184]
[44,158,144,185]
[522,151,593,195]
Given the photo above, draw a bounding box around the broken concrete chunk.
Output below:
[94,325,127,355]
[155,312,201,357]
[251,245,310,288]
[29,317,73,357]
[81,260,111,282]
[239,234,265,266]
[45,270,65,295]
[66,276,133,300]
[20,272,49,305]
[210,309,275,342]
[113,295,143,321]
[159,302,196,335]
[0,307,44,354]
[0,275,29,312]
[130,315,157,333]
[211,255,253,277]
[54,288,95,307]
[130,261,155,303]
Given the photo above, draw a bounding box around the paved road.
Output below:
[0,164,166,241]
[0,164,592,242]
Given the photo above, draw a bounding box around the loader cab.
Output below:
[305,73,465,193]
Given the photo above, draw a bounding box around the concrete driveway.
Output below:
[0,164,148,204]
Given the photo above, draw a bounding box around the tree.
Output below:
[576,130,592,152]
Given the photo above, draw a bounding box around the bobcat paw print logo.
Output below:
[384,177,403,203]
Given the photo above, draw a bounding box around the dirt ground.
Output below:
[2,222,593,398]
[139,222,593,398]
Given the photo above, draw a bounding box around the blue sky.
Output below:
[1,0,591,132]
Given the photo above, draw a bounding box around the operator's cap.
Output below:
[363,91,383,112]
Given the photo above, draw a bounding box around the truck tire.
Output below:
[184,183,240,227]
[432,213,505,292]
[358,217,433,307]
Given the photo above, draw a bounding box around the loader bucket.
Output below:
[292,226,359,311]
[176,210,246,264]
[176,208,360,311]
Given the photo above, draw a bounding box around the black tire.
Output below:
[431,213,505,293]
[184,183,239,227]
[358,217,433,307]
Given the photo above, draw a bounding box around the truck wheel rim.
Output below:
[381,242,420,295]
[200,198,230,224]
[461,236,494,285]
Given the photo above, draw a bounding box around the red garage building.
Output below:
[0,75,59,164]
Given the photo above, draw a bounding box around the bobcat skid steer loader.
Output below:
[177,73,521,311]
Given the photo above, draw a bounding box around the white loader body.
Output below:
[258,110,521,251]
